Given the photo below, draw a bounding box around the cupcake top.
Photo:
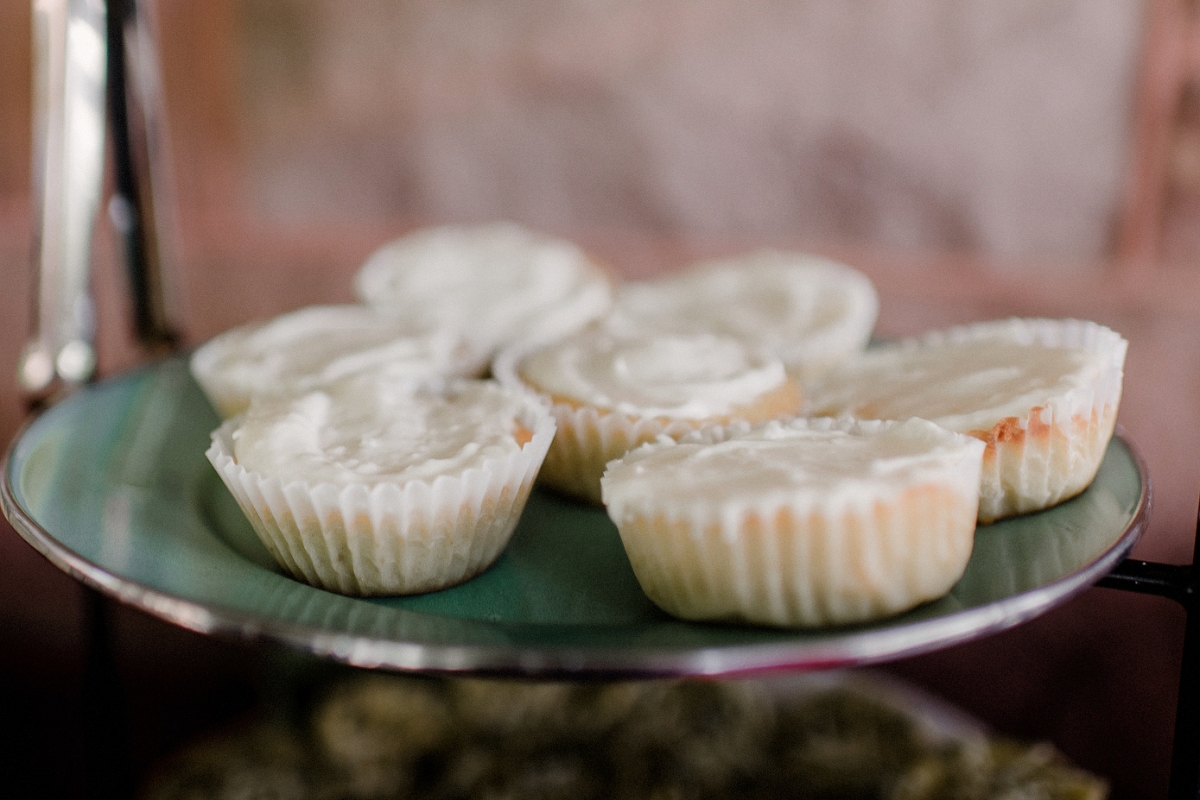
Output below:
[512,328,792,420]
[190,304,483,418]
[602,417,985,513]
[354,222,614,357]
[806,318,1127,434]
[232,377,546,487]
[608,251,878,382]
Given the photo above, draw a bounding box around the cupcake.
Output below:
[609,251,878,386]
[190,304,484,418]
[354,222,614,361]
[806,318,1127,522]
[495,327,803,504]
[601,417,986,628]
[206,375,556,596]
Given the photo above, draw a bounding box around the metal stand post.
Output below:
[82,588,133,799]
[105,0,180,354]
[1099,499,1200,800]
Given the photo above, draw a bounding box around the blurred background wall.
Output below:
[4,0,1200,797]
[235,0,1142,262]
[0,0,1185,355]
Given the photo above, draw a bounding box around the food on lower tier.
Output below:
[142,672,1109,800]
[602,416,986,628]
[495,326,803,503]
[805,317,1127,522]
[205,375,555,596]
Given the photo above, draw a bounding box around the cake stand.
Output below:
[15,1,1196,795]
[1,357,1151,680]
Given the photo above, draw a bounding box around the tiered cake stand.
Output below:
[14,1,1196,795]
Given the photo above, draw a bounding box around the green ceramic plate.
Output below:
[2,358,1149,677]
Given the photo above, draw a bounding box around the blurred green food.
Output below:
[142,673,1107,800]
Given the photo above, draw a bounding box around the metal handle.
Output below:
[21,0,108,398]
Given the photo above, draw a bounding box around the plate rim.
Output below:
[0,364,1152,678]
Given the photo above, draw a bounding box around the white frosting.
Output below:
[354,222,613,355]
[518,328,789,419]
[609,251,878,379]
[190,305,481,416]
[603,417,984,511]
[232,378,533,486]
[807,318,1125,433]
[602,417,984,627]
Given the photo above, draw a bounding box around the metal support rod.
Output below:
[1099,499,1200,800]
[1168,501,1200,799]
[106,0,180,353]
[82,588,132,800]
[1098,559,1192,605]
[68,6,178,795]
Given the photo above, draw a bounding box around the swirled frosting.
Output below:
[354,223,613,354]
[518,328,790,419]
[190,305,481,417]
[232,378,533,486]
[609,251,878,380]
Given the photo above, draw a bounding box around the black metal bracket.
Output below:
[1098,505,1200,800]
[1099,559,1192,606]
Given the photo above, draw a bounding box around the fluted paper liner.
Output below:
[206,398,555,596]
[536,404,724,504]
[492,342,784,504]
[921,318,1126,522]
[601,418,985,628]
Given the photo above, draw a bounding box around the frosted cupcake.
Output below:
[206,376,555,596]
[354,222,614,361]
[190,304,484,418]
[609,251,878,385]
[495,327,802,504]
[806,318,1127,523]
[601,417,986,628]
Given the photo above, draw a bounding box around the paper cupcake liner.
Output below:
[206,399,555,596]
[539,390,806,504]
[602,418,983,628]
[537,402,741,504]
[923,318,1126,522]
[492,340,797,505]
[973,402,1118,523]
